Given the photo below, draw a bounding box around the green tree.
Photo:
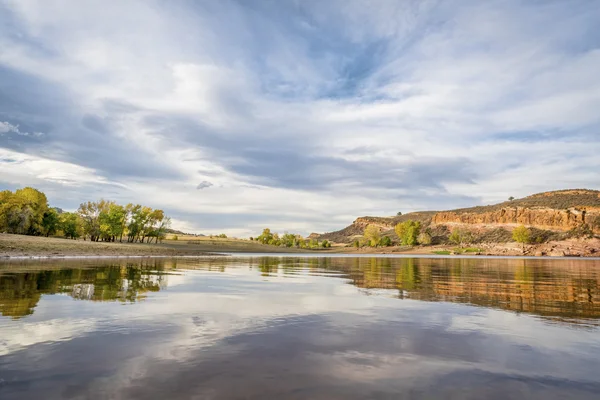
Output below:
[395,220,421,245]
[364,224,381,247]
[98,202,126,242]
[513,225,531,252]
[396,211,402,216]
[257,228,274,244]
[60,212,83,239]
[281,233,296,247]
[42,208,60,237]
[78,200,103,241]
[0,187,48,235]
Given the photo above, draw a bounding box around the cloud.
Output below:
[196,180,213,190]
[0,120,43,137]
[0,0,599,235]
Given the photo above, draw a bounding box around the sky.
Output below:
[1,0,599,237]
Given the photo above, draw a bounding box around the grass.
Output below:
[461,247,483,253]
[432,247,482,256]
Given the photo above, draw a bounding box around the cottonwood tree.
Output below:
[395,220,421,246]
[513,225,531,252]
[364,224,381,247]
[0,187,49,235]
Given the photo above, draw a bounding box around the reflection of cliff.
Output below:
[334,258,600,324]
[0,262,171,319]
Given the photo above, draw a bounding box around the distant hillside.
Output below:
[319,212,437,243]
[320,189,600,244]
[165,228,205,237]
[445,189,600,214]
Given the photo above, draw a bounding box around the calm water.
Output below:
[1,256,600,399]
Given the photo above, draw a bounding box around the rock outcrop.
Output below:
[432,206,600,233]
[319,189,600,244]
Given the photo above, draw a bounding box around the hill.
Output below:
[319,189,600,244]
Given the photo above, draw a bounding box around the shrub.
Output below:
[417,232,432,245]
[379,236,392,247]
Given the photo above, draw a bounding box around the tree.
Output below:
[60,212,83,239]
[257,228,274,244]
[513,225,530,252]
[42,208,60,237]
[509,196,515,201]
[417,232,432,245]
[99,202,126,242]
[78,201,103,241]
[364,224,381,247]
[282,233,297,247]
[321,240,331,248]
[0,187,48,235]
[396,212,402,216]
[395,220,421,245]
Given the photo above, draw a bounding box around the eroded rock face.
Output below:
[352,217,396,230]
[432,207,600,233]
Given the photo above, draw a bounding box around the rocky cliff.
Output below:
[320,189,600,243]
[432,206,600,232]
[431,190,600,233]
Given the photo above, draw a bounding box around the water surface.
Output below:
[1,256,600,399]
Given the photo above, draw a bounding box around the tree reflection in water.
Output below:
[0,257,598,326]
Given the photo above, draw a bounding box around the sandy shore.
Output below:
[329,238,600,257]
[2,233,599,258]
[0,234,310,258]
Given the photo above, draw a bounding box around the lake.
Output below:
[1,256,600,399]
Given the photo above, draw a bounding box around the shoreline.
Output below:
[1,233,599,260]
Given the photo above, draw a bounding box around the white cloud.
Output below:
[0,121,43,137]
[0,0,599,235]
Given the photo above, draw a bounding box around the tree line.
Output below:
[251,228,331,249]
[359,220,538,250]
[359,220,431,248]
[0,187,170,243]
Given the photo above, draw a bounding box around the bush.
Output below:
[173,235,178,241]
[379,236,392,247]
[417,232,432,245]
[567,223,594,239]
[448,228,473,246]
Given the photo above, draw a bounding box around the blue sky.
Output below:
[1,0,599,236]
